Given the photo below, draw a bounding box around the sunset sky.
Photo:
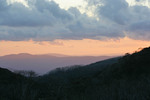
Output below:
[1,0,150,56]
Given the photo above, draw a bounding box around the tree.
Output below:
[14,70,38,77]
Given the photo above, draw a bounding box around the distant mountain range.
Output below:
[0,53,113,74]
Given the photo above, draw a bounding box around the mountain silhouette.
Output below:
[1,46,150,100]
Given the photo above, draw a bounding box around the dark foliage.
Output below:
[1,46,150,100]
[0,68,39,100]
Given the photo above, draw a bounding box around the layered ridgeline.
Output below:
[0,53,112,74]
[1,47,150,100]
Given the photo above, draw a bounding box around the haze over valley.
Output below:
[0,53,112,74]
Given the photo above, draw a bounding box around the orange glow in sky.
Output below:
[1,37,150,56]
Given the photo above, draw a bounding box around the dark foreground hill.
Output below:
[0,68,40,100]
[1,47,150,100]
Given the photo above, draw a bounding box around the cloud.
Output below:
[0,0,73,27]
[86,0,150,40]
[0,0,150,41]
[97,0,129,25]
[0,0,8,10]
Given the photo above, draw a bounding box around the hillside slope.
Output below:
[0,67,39,100]
[38,47,150,100]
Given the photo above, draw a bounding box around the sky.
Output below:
[0,0,150,56]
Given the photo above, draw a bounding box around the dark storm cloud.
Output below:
[0,0,150,41]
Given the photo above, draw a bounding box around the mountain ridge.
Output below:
[0,53,113,74]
